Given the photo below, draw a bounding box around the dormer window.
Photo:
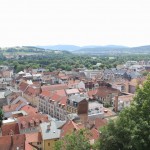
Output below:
[30,120,34,127]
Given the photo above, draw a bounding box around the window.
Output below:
[48,143,50,146]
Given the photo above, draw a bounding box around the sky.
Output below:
[0,0,150,47]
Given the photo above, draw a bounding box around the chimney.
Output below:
[47,123,51,130]
[114,96,118,112]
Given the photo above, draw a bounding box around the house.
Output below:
[86,118,107,130]
[18,80,41,107]
[113,93,134,112]
[38,91,67,120]
[17,113,48,134]
[60,120,84,137]
[88,86,120,106]
[125,61,138,67]
[40,121,65,150]
[60,119,100,145]
[0,122,20,136]
[3,100,27,118]
[20,105,38,115]
[89,128,100,144]
[88,101,104,119]
[41,84,68,92]
[66,94,88,115]
[65,88,80,97]
[111,82,126,92]
[127,77,146,94]
[25,132,42,150]
[103,69,115,80]
[0,134,25,150]
[23,84,41,107]
[129,65,145,72]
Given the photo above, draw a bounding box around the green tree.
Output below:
[54,129,91,150]
[97,76,150,150]
[0,109,3,128]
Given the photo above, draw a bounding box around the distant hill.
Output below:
[36,45,81,51]
[73,45,150,54]
[36,45,127,52]
[1,45,150,55]
[73,45,128,54]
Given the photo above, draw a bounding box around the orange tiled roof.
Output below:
[93,118,107,129]
[0,134,25,150]
[97,87,119,97]
[89,128,100,141]
[88,89,97,99]
[17,114,48,129]
[3,101,23,112]
[24,85,41,96]
[60,120,84,137]
[25,132,42,150]
[41,84,68,91]
[21,105,38,115]
[55,89,67,96]
[1,122,20,136]
[19,81,29,92]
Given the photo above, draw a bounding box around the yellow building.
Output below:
[40,121,66,150]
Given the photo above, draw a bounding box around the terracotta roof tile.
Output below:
[21,105,38,114]
[60,120,84,137]
[55,89,66,96]
[89,128,100,140]
[0,134,25,150]
[3,101,24,112]
[19,81,29,92]
[1,122,20,136]
[41,84,68,91]
[17,114,48,129]
[25,132,42,150]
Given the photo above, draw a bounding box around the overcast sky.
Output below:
[0,0,150,47]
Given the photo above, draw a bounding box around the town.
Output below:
[0,59,149,150]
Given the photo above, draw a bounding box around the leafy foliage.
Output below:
[97,76,150,150]
[54,129,91,150]
[0,109,3,127]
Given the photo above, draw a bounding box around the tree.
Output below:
[0,109,3,128]
[54,129,91,150]
[97,76,150,150]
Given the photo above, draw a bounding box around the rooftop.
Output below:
[40,121,61,140]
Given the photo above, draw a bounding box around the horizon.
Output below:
[0,0,150,47]
[1,44,150,49]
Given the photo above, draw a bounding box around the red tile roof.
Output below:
[88,87,119,99]
[59,96,67,106]
[1,122,20,136]
[0,134,25,150]
[41,84,68,91]
[25,132,42,150]
[3,101,24,112]
[21,105,38,115]
[19,81,29,92]
[93,118,107,129]
[17,114,48,129]
[41,91,68,106]
[40,90,53,97]
[88,89,97,99]
[89,128,100,141]
[55,89,66,96]
[24,85,41,96]
[60,120,84,137]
